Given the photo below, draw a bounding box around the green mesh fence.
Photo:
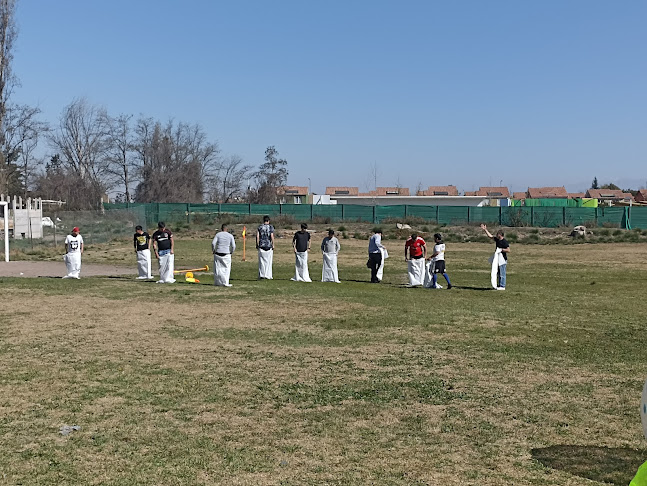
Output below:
[312,205,343,221]
[375,205,406,222]
[405,205,437,221]
[565,208,596,226]
[250,204,280,215]
[501,207,532,226]
[280,204,312,220]
[469,207,500,224]
[342,205,374,222]
[630,207,647,229]
[102,203,635,229]
[438,207,469,225]
[596,207,625,228]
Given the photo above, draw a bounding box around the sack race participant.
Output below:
[291,223,312,282]
[63,227,83,279]
[481,224,510,290]
[368,229,386,283]
[405,233,426,287]
[256,216,275,279]
[321,229,341,283]
[427,233,452,289]
[134,225,152,279]
[212,223,236,287]
[153,222,175,284]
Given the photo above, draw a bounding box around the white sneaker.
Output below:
[496,287,505,291]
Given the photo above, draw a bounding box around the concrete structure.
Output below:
[0,195,43,239]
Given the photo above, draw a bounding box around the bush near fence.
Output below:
[104,203,646,230]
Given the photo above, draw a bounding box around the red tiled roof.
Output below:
[277,186,308,195]
[471,186,510,198]
[527,186,568,198]
[325,186,359,196]
[636,189,647,202]
[416,185,459,196]
[568,193,586,199]
[585,189,634,200]
[513,192,527,199]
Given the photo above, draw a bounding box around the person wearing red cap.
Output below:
[63,226,84,279]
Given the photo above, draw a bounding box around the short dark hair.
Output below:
[411,233,418,240]
[328,229,335,236]
[135,225,143,231]
[434,233,442,240]
[373,228,383,234]
[158,221,165,228]
[221,223,228,231]
[496,230,505,237]
[263,215,270,223]
[301,223,308,230]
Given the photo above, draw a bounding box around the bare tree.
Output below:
[105,113,135,202]
[0,0,18,194]
[133,117,219,203]
[209,154,253,203]
[48,98,110,182]
[1,104,48,196]
[252,146,288,203]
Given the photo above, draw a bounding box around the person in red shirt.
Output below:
[405,233,426,286]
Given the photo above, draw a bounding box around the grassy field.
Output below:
[1,232,646,485]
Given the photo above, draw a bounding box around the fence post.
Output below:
[187,204,191,224]
[467,206,470,224]
[373,206,376,224]
[563,207,566,227]
[310,204,313,221]
[341,204,344,221]
[404,205,408,218]
[279,204,283,215]
[530,207,534,227]
[218,203,221,216]
[499,207,502,225]
[436,206,439,224]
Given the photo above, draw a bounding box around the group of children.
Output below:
[62,216,510,290]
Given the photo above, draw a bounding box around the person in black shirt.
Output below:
[291,223,312,282]
[152,221,176,283]
[133,225,152,279]
[481,223,510,290]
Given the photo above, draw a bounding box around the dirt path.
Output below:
[0,261,134,278]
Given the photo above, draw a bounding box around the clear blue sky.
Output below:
[12,0,647,194]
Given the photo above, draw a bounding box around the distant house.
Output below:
[526,186,569,199]
[512,192,527,200]
[277,186,308,204]
[359,187,410,196]
[635,189,647,203]
[416,185,459,196]
[464,186,510,198]
[325,186,359,197]
[568,193,586,199]
[585,189,634,204]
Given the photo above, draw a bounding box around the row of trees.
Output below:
[0,1,288,208]
[1,97,290,209]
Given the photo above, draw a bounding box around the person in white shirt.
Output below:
[63,226,84,279]
[321,229,341,283]
[427,233,452,289]
[211,223,236,287]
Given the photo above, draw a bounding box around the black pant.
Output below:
[369,252,382,283]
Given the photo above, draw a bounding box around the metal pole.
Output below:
[1,202,8,262]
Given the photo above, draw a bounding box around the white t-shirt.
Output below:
[65,234,84,253]
[432,243,445,262]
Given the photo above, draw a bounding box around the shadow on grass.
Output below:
[451,285,493,291]
[532,445,646,485]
